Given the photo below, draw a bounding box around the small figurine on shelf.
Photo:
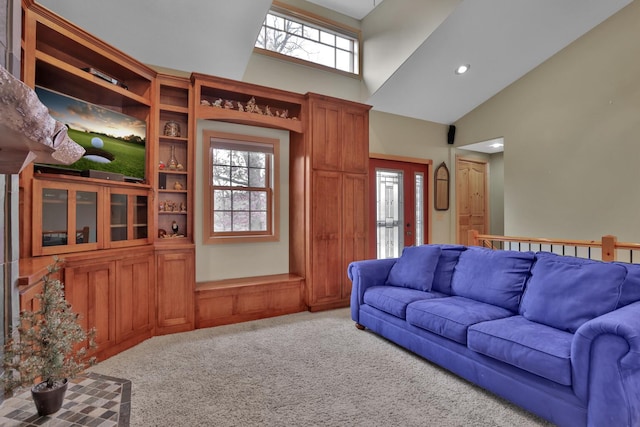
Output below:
[224,100,234,109]
[237,102,244,112]
[159,160,165,170]
[173,181,183,190]
[176,163,184,171]
[180,202,187,212]
[159,200,165,211]
[200,99,211,106]
[158,229,167,238]
[265,106,274,117]
[171,221,179,235]
[213,98,223,108]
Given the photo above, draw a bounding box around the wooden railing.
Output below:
[468,230,640,263]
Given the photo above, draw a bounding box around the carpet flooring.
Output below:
[89,308,553,426]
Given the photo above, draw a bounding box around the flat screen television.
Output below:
[34,86,147,181]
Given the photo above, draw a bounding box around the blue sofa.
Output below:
[348,244,640,427]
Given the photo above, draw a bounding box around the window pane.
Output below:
[306,26,319,41]
[214,190,231,210]
[230,166,248,186]
[214,211,232,232]
[320,31,335,46]
[266,14,284,30]
[213,165,230,186]
[288,20,304,36]
[249,152,265,168]
[250,191,268,211]
[336,49,352,73]
[231,151,248,167]
[232,212,250,231]
[213,148,230,165]
[232,190,249,211]
[251,212,268,231]
[336,36,351,51]
[249,168,266,187]
[310,44,335,68]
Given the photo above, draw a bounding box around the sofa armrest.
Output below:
[348,258,396,323]
[572,301,640,426]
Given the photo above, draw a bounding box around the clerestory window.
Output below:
[254,3,361,77]
[203,130,280,244]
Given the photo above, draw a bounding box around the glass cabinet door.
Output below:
[41,188,69,247]
[34,179,101,255]
[134,195,149,239]
[110,193,128,242]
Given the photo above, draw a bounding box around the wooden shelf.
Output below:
[194,104,303,133]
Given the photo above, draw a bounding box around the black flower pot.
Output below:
[31,379,68,416]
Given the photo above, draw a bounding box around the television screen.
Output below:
[35,86,147,181]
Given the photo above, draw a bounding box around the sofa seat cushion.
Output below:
[520,253,626,332]
[468,316,573,386]
[386,245,442,291]
[451,247,534,312]
[406,296,513,344]
[363,286,446,319]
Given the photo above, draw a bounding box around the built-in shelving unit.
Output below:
[155,74,193,244]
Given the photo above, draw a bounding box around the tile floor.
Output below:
[0,373,130,426]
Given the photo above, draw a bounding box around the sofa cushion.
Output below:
[386,245,442,291]
[406,296,513,344]
[451,247,535,312]
[615,262,640,308]
[363,286,446,319]
[468,316,573,386]
[520,253,626,332]
[432,244,467,295]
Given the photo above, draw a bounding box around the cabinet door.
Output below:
[64,261,116,355]
[341,106,369,173]
[310,171,343,305]
[108,189,150,248]
[115,254,154,343]
[342,173,368,300]
[311,100,341,171]
[32,179,102,256]
[156,250,195,334]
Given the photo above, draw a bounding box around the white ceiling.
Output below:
[37,0,632,125]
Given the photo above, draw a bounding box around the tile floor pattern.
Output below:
[0,373,130,426]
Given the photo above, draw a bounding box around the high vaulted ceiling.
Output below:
[37,0,632,125]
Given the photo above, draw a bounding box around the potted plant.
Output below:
[1,258,96,416]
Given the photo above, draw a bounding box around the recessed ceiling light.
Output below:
[490,142,504,149]
[455,64,470,75]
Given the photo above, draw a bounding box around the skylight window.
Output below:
[255,5,361,76]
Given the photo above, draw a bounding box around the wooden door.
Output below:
[310,171,343,306]
[64,261,116,355]
[156,249,195,335]
[342,173,368,299]
[341,106,368,173]
[310,100,341,171]
[456,158,488,245]
[115,254,154,343]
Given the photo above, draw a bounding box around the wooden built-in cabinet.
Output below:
[32,176,151,256]
[292,93,371,311]
[155,74,193,243]
[18,0,372,362]
[156,248,195,335]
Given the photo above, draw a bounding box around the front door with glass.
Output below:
[369,158,429,259]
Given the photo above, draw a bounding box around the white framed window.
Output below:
[203,130,280,244]
[254,3,361,77]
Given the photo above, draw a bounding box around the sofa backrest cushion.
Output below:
[451,247,535,312]
[432,245,467,295]
[615,262,640,308]
[386,245,442,291]
[520,253,626,332]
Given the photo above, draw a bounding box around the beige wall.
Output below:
[195,120,290,282]
[454,1,640,242]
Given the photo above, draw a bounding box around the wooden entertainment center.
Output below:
[17,1,370,359]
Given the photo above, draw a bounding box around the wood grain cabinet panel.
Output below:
[115,254,155,343]
[64,261,116,357]
[156,248,195,335]
[304,94,371,311]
